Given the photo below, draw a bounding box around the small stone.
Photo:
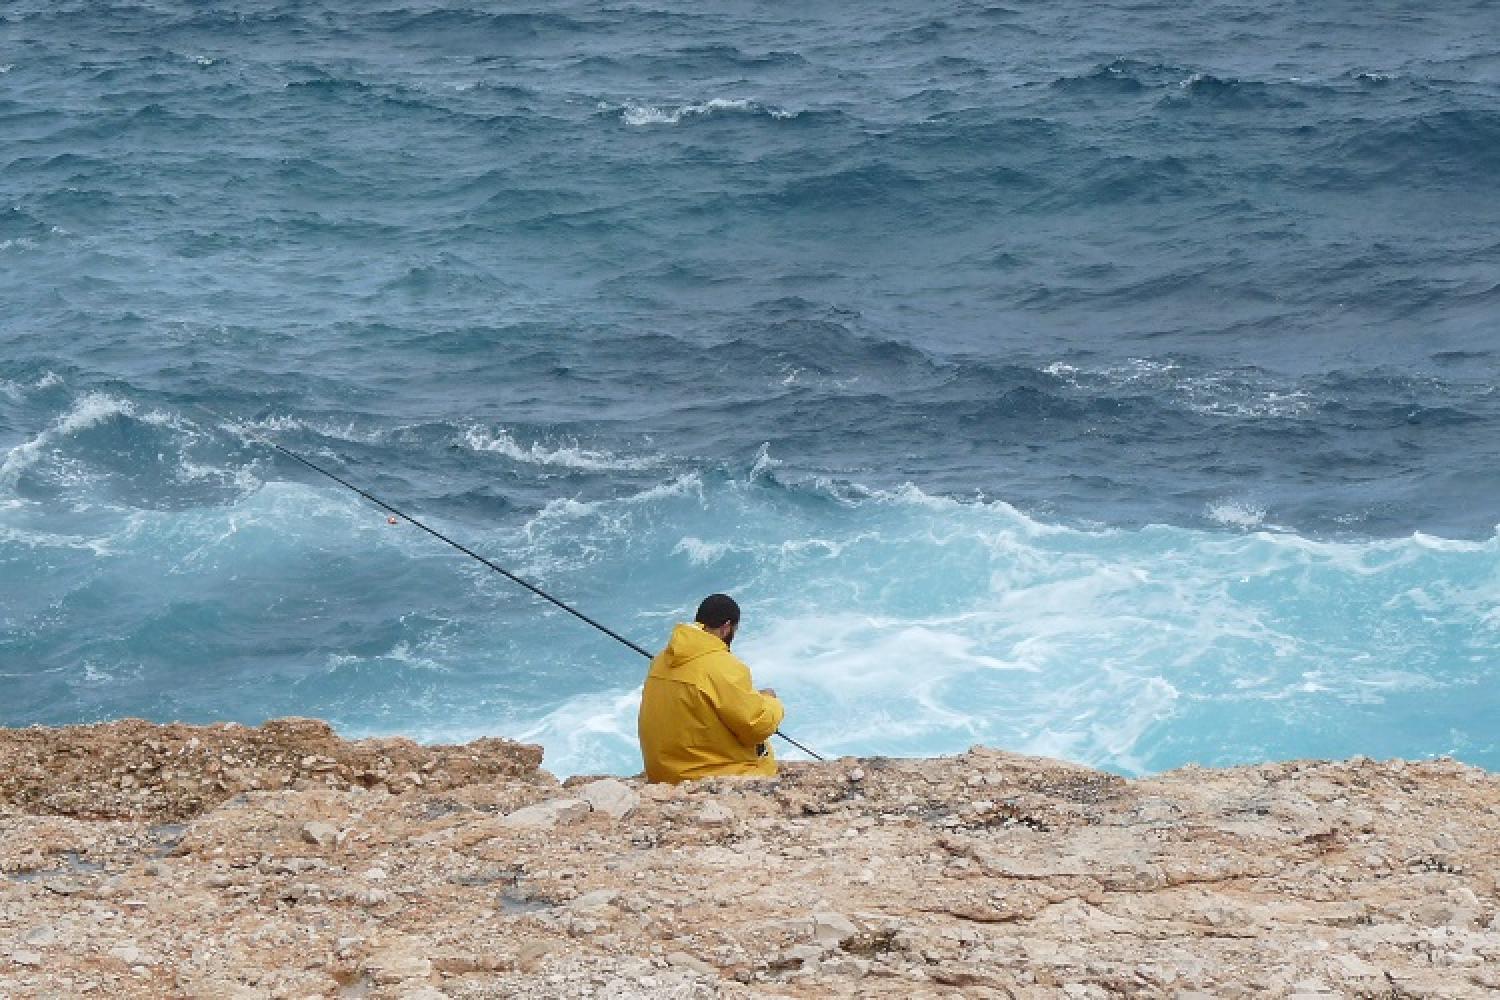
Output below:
[568,889,620,912]
[696,801,735,827]
[578,778,639,820]
[301,821,340,848]
[665,951,717,976]
[825,956,872,977]
[812,910,859,947]
[784,943,824,964]
[500,798,591,830]
[109,945,148,966]
[22,925,56,947]
[366,945,433,984]
[12,950,43,968]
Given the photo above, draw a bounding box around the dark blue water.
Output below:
[3,0,1498,776]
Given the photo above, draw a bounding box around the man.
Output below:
[637,594,784,783]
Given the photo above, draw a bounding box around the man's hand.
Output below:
[759,687,778,699]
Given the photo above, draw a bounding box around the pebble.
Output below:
[696,802,735,827]
[578,779,640,820]
[500,798,591,830]
[300,821,340,848]
[108,945,147,965]
[665,950,717,976]
[22,925,56,947]
[568,889,620,912]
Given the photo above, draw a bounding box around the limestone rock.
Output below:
[500,797,591,830]
[365,943,433,984]
[578,778,639,820]
[665,950,717,976]
[695,801,735,827]
[21,926,55,947]
[812,910,858,947]
[568,889,619,912]
[3,722,1500,999]
[107,944,148,965]
[300,820,340,848]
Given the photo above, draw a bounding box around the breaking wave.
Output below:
[615,97,798,126]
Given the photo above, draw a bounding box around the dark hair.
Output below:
[694,593,740,628]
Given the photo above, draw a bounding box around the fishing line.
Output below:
[199,404,825,763]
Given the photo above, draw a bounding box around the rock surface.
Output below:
[2,719,1499,998]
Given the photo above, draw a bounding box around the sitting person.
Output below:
[637,594,783,783]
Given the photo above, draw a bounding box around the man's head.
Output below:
[695,593,740,647]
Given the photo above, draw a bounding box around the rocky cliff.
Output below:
[2,718,1498,998]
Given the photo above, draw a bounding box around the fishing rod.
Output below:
[198,403,825,762]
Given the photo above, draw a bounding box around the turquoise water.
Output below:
[3,1,1498,775]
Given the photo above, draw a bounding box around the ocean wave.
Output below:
[1042,359,1316,420]
[0,205,54,241]
[383,9,588,37]
[1163,72,1307,110]
[1050,59,1171,95]
[615,98,798,126]
[459,426,660,472]
[768,161,926,210]
[226,413,393,447]
[1205,499,1268,530]
[0,392,138,487]
[284,76,375,93]
[505,477,1500,774]
[8,434,1500,776]
[0,522,116,557]
[1334,109,1500,184]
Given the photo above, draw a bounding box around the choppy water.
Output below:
[3,0,1499,776]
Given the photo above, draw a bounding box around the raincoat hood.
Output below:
[659,621,730,667]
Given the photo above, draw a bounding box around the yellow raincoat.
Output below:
[637,622,784,783]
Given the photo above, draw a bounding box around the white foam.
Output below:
[0,523,115,557]
[1409,531,1487,553]
[1044,358,1313,419]
[176,458,262,494]
[1181,387,1313,419]
[81,661,113,684]
[1206,499,1266,529]
[460,426,659,472]
[527,474,705,532]
[386,642,449,672]
[673,536,730,564]
[748,442,780,482]
[619,97,796,126]
[0,393,136,487]
[240,414,305,434]
[324,643,449,673]
[674,534,854,567]
[516,687,643,775]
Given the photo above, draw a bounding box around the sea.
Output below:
[3,0,1499,778]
